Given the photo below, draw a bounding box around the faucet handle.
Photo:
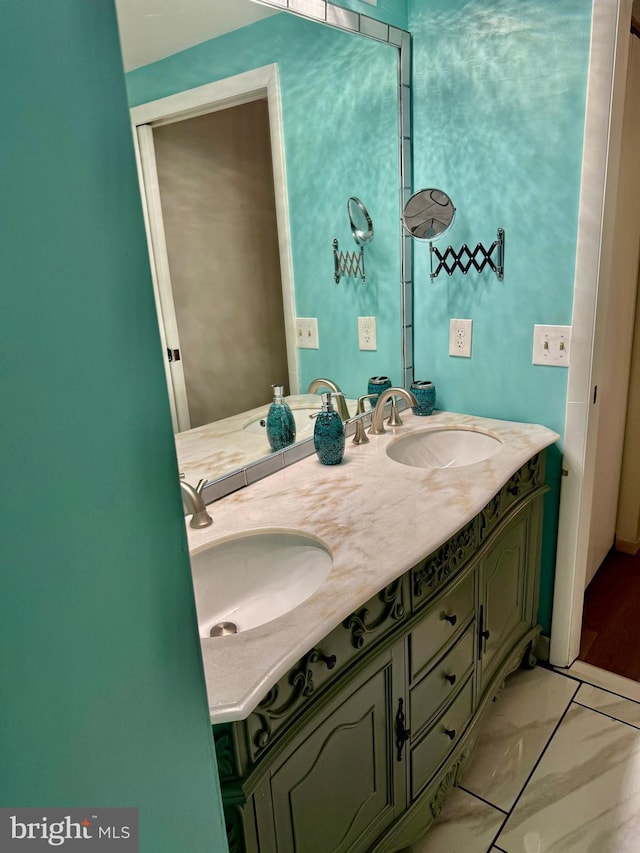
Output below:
[356,393,378,415]
[350,394,378,445]
[195,479,208,494]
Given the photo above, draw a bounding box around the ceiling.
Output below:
[115,0,279,71]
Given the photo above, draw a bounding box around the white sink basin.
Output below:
[386,427,503,469]
[190,530,332,637]
[243,407,319,438]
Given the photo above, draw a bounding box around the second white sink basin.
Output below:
[190,530,332,638]
[387,426,503,469]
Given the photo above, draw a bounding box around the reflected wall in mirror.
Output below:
[115,0,409,486]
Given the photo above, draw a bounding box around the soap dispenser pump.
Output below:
[266,384,296,451]
[313,392,345,465]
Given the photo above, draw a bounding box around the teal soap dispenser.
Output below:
[313,392,345,465]
[266,384,296,451]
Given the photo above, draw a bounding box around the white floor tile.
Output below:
[404,787,504,853]
[562,661,640,704]
[575,683,640,729]
[460,667,578,811]
[497,703,640,852]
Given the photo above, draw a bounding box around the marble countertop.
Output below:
[185,410,559,723]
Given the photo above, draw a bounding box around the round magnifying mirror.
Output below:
[347,197,374,245]
[402,189,456,241]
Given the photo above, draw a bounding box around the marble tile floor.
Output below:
[407,663,640,853]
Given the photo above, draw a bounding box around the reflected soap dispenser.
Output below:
[266,384,296,451]
[313,392,345,465]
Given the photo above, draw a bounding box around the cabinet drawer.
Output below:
[410,676,474,800]
[410,569,475,679]
[410,624,475,737]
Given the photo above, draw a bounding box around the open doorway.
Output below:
[577,24,640,680]
[132,64,298,433]
[151,98,288,429]
[550,1,640,677]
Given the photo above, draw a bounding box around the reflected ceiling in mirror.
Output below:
[115,0,412,491]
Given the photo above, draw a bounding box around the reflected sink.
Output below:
[190,530,332,637]
[243,408,319,438]
[386,427,503,469]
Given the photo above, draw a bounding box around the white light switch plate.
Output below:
[532,325,571,366]
[296,317,319,349]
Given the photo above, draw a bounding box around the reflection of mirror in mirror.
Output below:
[402,189,456,241]
[348,197,374,246]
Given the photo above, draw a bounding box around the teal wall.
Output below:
[0,2,228,850]
[408,0,592,630]
[127,13,401,400]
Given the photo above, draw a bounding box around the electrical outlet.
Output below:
[358,316,377,351]
[296,317,319,349]
[532,325,571,366]
[449,318,472,358]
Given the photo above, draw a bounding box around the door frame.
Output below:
[130,64,297,432]
[550,0,635,666]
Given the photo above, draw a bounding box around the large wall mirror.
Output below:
[115,0,412,495]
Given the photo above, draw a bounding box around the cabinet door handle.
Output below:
[481,629,490,641]
[443,727,456,741]
[395,698,410,761]
[444,673,457,685]
[442,613,457,626]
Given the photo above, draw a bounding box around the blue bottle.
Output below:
[313,392,345,465]
[266,385,296,451]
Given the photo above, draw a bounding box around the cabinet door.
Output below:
[269,645,405,853]
[478,504,537,694]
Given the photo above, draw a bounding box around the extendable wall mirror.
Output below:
[348,196,374,245]
[402,188,455,241]
[402,188,504,282]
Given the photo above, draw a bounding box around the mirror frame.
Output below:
[133,0,413,504]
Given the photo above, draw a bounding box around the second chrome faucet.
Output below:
[369,387,418,435]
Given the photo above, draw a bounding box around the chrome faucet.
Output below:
[307,377,350,421]
[180,476,213,529]
[369,387,418,435]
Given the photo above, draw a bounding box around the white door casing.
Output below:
[550,0,635,667]
[131,64,298,432]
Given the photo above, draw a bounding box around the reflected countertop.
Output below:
[185,409,559,723]
[175,393,358,485]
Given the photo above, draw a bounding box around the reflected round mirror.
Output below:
[347,197,374,245]
[402,189,455,241]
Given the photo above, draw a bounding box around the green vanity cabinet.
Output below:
[478,498,542,696]
[263,642,406,853]
[214,453,549,853]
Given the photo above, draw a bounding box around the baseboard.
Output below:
[615,536,640,556]
[534,633,550,662]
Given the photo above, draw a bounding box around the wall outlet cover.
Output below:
[358,316,377,351]
[449,318,472,357]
